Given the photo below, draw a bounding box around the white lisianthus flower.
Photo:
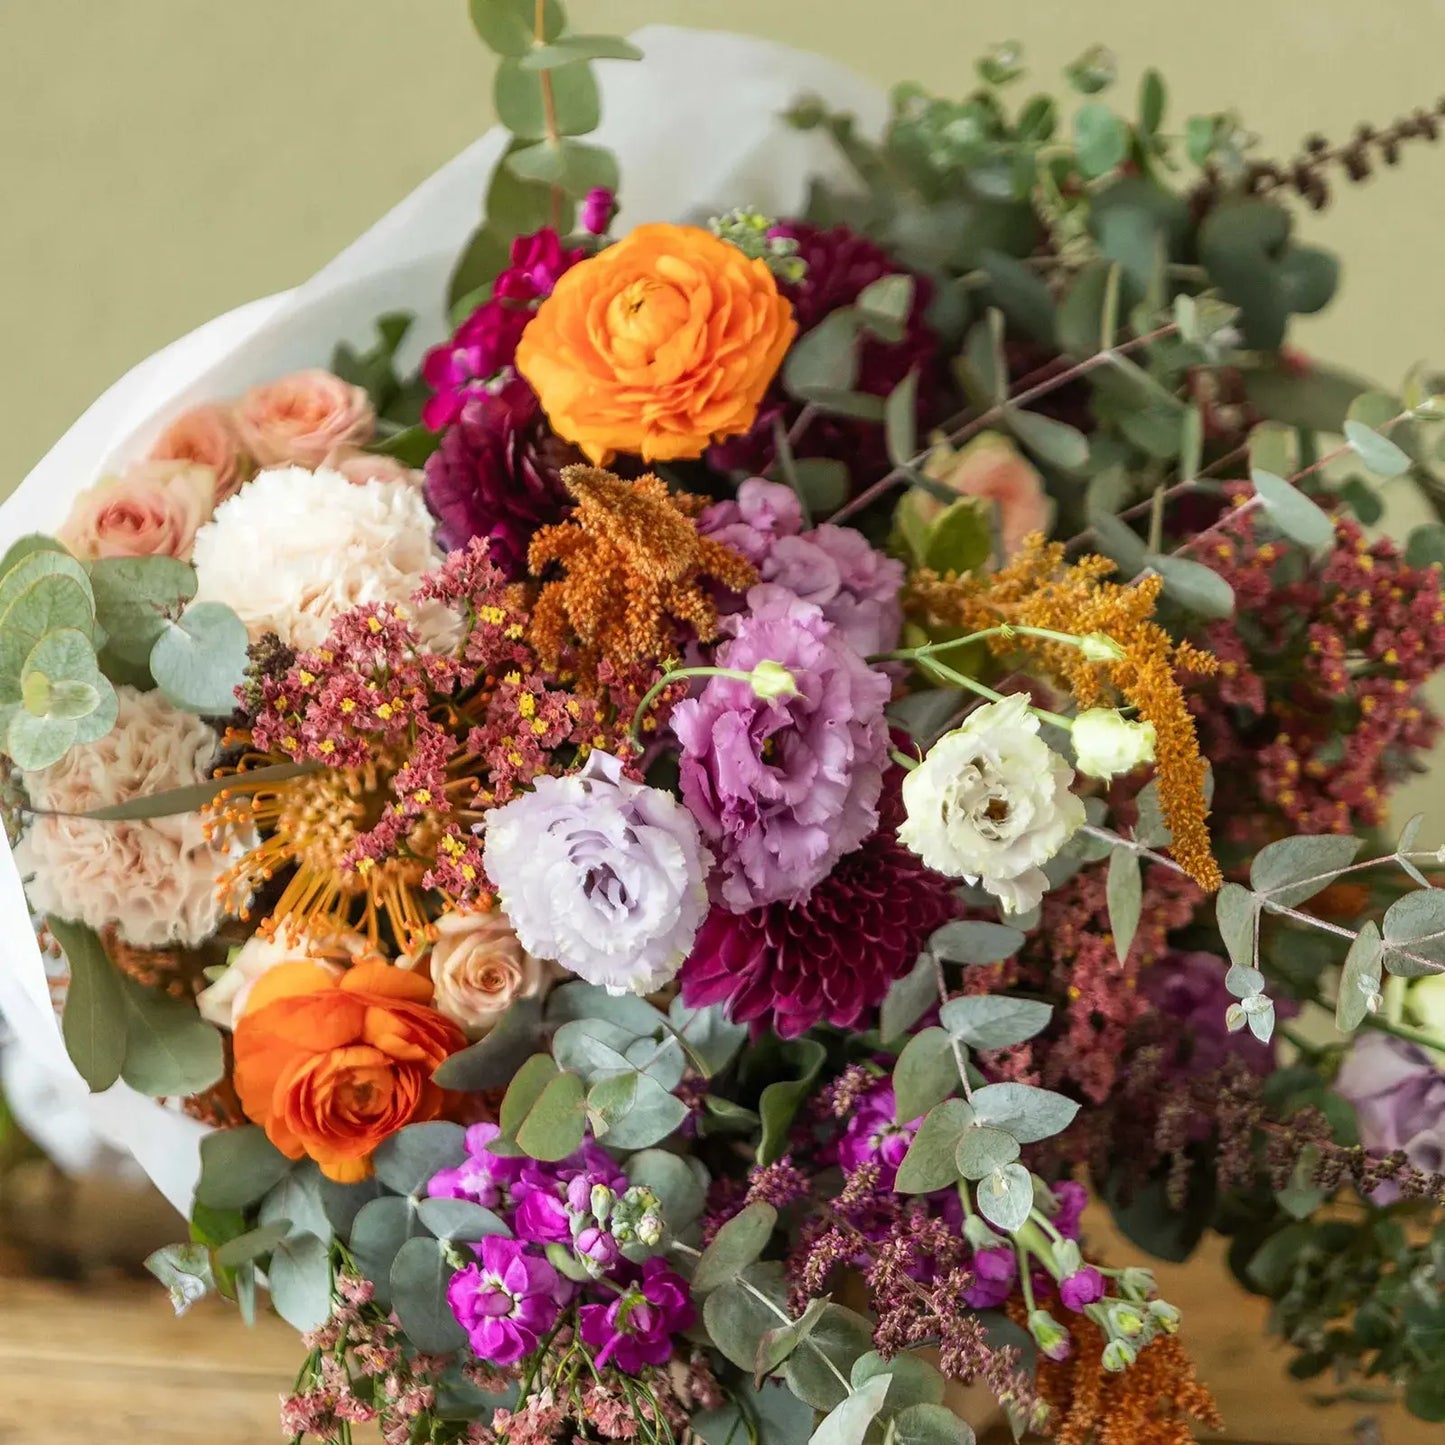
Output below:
[1408,972,1445,1053]
[1071,708,1157,782]
[190,466,461,652]
[482,751,712,995]
[897,692,1085,915]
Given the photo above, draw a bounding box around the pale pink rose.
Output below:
[322,446,423,488]
[920,432,1053,560]
[58,460,216,561]
[148,402,250,501]
[235,368,375,468]
[403,909,551,1039]
[196,930,371,1030]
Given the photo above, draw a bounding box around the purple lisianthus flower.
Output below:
[1336,1032,1445,1201]
[484,750,712,993]
[699,480,905,657]
[1059,1266,1105,1312]
[672,586,891,911]
[962,1245,1018,1309]
[427,1123,525,1211]
[446,1236,568,1367]
[578,1259,696,1374]
[836,1082,920,1188]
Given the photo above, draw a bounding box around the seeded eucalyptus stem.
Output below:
[829,324,1181,525]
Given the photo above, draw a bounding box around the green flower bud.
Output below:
[749,660,799,701]
[1101,1337,1138,1372]
[1118,1267,1156,1300]
[1148,1299,1181,1334]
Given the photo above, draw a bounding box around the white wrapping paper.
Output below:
[0,26,887,1215]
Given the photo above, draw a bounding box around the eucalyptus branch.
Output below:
[933,953,974,1102]
[829,324,1180,525]
[534,0,564,230]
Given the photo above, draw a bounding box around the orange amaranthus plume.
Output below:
[526,466,757,687]
[908,536,1222,891]
[1029,1313,1225,1445]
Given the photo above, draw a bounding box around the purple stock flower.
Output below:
[672,586,891,911]
[962,1245,1018,1309]
[446,1236,569,1367]
[699,480,905,656]
[836,1082,920,1188]
[427,1123,525,1211]
[1059,1266,1105,1312]
[1049,1180,1088,1241]
[513,1187,573,1245]
[578,1259,696,1374]
[1335,1032,1445,1199]
[1146,950,1291,1079]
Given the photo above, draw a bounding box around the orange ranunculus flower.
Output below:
[515,223,797,465]
[232,960,467,1183]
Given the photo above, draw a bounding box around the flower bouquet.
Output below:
[6,11,1445,1443]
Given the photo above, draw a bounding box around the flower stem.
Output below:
[916,656,1075,732]
[630,666,753,740]
[535,0,563,231]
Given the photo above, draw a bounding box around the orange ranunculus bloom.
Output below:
[515,223,797,465]
[232,960,466,1183]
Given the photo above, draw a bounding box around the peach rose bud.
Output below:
[322,445,423,488]
[235,368,376,468]
[919,432,1054,561]
[148,402,250,501]
[403,908,551,1039]
[58,459,216,561]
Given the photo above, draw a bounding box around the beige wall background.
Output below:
[3,0,1445,820]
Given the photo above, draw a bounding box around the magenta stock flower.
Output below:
[834,1082,920,1188]
[581,187,617,235]
[699,479,905,656]
[578,1259,695,1374]
[446,1236,569,1367]
[427,1123,525,1212]
[1059,1266,1105,1312]
[672,585,891,912]
[962,1246,1019,1309]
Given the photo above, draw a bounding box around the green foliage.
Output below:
[50,915,126,1091]
[432,997,544,1090]
[1106,846,1142,963]
[892,1027,959,1123]
[895,1098,972,1194]
[392,1235,469,1353]
[372,1122,468,1195]
[691,1202,777,1294]
[939,994,1052,1051]
[268,1232,333,1333]
[196,1125,294,1210]
[148,600,251,715]
[974,1162,1034,1232]
[1249,833,1362,907]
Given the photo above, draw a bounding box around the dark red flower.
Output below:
[680,774,958,1038]
[422,388,579,579]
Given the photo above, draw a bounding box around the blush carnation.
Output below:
[671,585,891,911]
[699,479,905,655]
[16,686,246,948]
[681,774,957,1037]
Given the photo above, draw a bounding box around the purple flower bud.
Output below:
[962,1245,1018,1309]
[1028,1309,1073,1362]
[576,1225,620,1272]
[581,187,617,235]
[1059,1266,1106,1312]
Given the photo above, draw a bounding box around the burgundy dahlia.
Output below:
[422,387,579,579]
[680,776,958,1038]
[707,222,948,492]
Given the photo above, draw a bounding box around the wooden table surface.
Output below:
[0,1169,1432,1445]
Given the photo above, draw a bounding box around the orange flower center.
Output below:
[606,280,689,362]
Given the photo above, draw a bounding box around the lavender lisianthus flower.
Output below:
[672,585,891,911]
[699,480,905,656]
[1335,1032,1445,1197]
[446,1236,569,1366]
[578,1258,696,1374]
[483,750,711,994]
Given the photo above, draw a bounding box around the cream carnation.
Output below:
[15,686,246,948]
[196,929,371,1030]
[189,466,460,652]
[402,908,551,1038]
[898,692,1085,916]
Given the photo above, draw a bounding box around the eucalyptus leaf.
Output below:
[520,33,643,67]
[415,1197,511,1243]
[318,1176,384,1237]
[514,1069,587,1161]
[349,1196,425,1305]
[893,1027,960,1123]
[150,602,249,715]
[757,1037,826,1166]
[880,953,941,1042]
[1147,554,1235,618]
[592,1071,688,1149]
[856,274,915,338]
[929,920,1026,965]
[546,981,665,1036]
[269,1232,333,1333]
[891,1402,977,1445]
[668,995,747,1077]
[1107,846,1142,963]
[500,1054,561,1136]
[895,1098,973,1194]
[1006,408,1089,472]
[785,311,862,398]
[87,556,195,664]
[885,372,920,468]
[372,1122,468,1197]
[956,1125,1021,1180]
[809,1373,890,1445]
[1086,506,1148,575]
[1250,468,1335,552]
[391,1235,468,1353]
[980,250,1055,346]
[494,57,599,139]
[703,1262,789,1372]
[755,1294,830,1383]
[506,137,619,199]
[1381,890,1445,976]
[624,1149,706,1233]
[786,1303,875,1411]
[118,974,223,1098]
[692,1202,778,1295]
[939,995,1052,1051]
[1073,103,1129,177]
[975,1162,1034,1232]
[145,1243,215,1317]
[1344,419,1410,479]
[1336,922,1384,1032]
[1249,834,1362,906]
[850,1350,945,1409]
[467,0,563,55]
[1215,882,1258,970]
[196,1125,293,1210]
[259,1163,332,1243]
[49,916,126,1092]
[969,1081,1080,1143]
[214,1221,291,1270]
